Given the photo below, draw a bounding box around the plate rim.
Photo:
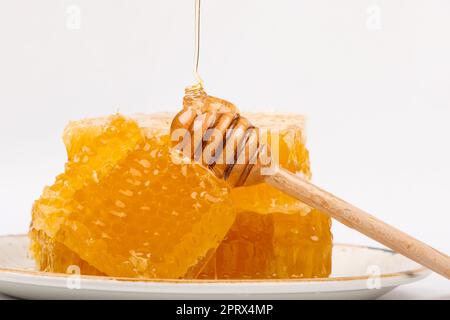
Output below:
[0,234,430,285]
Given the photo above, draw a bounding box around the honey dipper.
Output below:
[171,87,450,279]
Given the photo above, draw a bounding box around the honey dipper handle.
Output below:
[265,168,450,279]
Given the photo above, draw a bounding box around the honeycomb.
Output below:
[29,113,332,280]
[31,116,143,238]
[30,114,236,279]
[196,114,333,279]
[198,209,332,279]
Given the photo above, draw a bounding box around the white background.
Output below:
[0,0,449,298]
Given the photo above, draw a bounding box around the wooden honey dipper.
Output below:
[171,87,450,279]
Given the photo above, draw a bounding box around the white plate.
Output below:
[0,235,429,300]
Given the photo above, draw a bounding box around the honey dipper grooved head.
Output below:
[170,91,269,187]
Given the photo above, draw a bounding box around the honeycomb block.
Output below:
[198,209,332,279]
[31,116,143,238]
[30,114,236,279]
[197,113,333,279]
